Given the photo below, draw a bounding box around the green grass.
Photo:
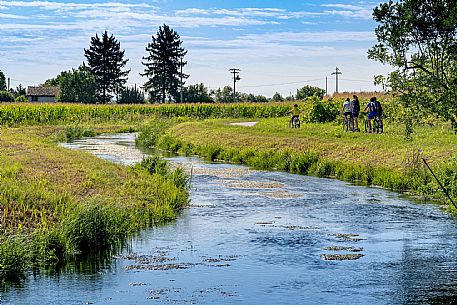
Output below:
[0,125,188,282]
[142,117,457,208]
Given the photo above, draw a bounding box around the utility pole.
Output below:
[229,68,240,101]
[325,76,328,96]
[7,77,10,91]
[180,57,184,103]
[331,67,342,93]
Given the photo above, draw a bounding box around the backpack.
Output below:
[375,100,382,114]
[353,99,360,112]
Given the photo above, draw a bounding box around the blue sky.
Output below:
[0,0,390,97]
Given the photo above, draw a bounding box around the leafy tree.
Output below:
[142,24,188,103]
[0,91,14,102]
[119,86,145,104]
[272,92,284,102]
[57,65,97,103]
[211,86,238,103]
[0,70,6,91]
[44,73,67,86]
[368,0,457,129]
[296,85,325,100]
[239,93,268,103]
[182,83,213,103]
[254,95,268,103]
[84,30,130,103]
[10,84,26,97]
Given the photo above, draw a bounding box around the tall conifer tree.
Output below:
[84,31,130,103]
[0,70,6,91]
[142,24,188,103]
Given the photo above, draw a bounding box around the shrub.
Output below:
[14,95,28,103]
[304,96,339,123]
[0,91,14,102]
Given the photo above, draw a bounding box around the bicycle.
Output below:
[289,116,300,128]
[342,114,354,132]
[364,115,383,133]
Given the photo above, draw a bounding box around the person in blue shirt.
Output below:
[363,96,379,133]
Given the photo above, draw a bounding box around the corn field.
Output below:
[0,103,292,126]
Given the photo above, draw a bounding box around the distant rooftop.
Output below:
[27,86,59,96]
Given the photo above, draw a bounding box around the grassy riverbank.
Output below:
[141,118,457,208]
[0,125,188,281]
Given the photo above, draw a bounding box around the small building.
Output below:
[27,86,59,102]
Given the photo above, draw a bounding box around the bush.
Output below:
[14,95,28,103]
[0,91,14,102]
[304,96,339,123]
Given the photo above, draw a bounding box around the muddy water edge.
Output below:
[3,133,457,305]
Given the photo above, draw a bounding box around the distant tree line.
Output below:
[0,69,28,102]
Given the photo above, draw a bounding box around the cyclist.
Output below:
[374,97,383,133]
[341,97,353,131]
[363,97,378,133]
[352,95,360,132]
[289,104,300,127]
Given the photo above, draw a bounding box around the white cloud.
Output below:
[321,4,371,10]
[0,12,28,19]
[324,9,373,20]
[320,3,375,20]
[0,1,155,10]
[177,7,287,18]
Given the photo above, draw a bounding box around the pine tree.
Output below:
[119,86,145,104]
[141,24,188,103]
[0,70,6,91]
[84,31,130,103]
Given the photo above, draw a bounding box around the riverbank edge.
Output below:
[0,125,189,283]
[139,122,453,211]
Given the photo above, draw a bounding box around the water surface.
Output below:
[3,133,457,305]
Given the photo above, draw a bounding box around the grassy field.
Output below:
[169,118,455,169]
[0,124,188,281]
[144,117,457,207]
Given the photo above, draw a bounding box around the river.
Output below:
[3,133,457,305]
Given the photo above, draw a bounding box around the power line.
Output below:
[339,78,374,83]
[239,78,323,88]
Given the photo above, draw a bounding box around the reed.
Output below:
[0,126,189,281]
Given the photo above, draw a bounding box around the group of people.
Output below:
[341,95,383,133]
[289,95,384,133]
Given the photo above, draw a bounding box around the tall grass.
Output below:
[0,127,189,282]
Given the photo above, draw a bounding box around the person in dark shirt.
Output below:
[352,95,360,132]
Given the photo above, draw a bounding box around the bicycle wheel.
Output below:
[378,118,383,133]
[374,118,381,134]
[364,118,369,133]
